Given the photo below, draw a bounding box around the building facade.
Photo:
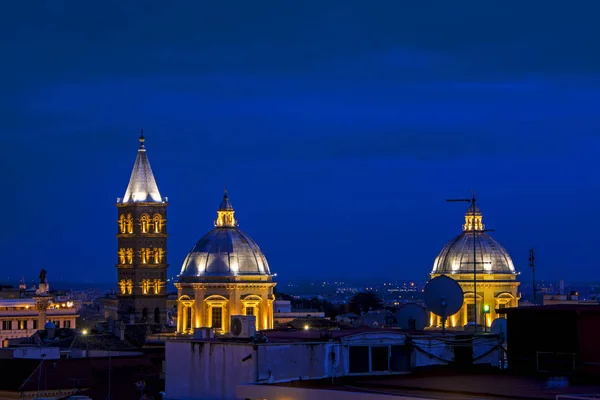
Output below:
[115,133,169,323]
[430,200,520,329]
[175,191,276,334]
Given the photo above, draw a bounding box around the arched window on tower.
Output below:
[140,248,152,264]
[154,307,160,323]
[126,248,133,264]
[117,248,126,265]
[118,279,126,294]
[153,248,164,264]
[126,214,133,234]
[140,214,150,233]
[118,214,126,234]
[153,214,163,233]
[142,279,150,295]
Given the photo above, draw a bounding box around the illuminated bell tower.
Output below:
[116,131,169,324]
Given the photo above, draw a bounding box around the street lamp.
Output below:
[483,304,490,332]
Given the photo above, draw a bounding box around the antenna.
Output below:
[529,249,536,305]
[396,303,427,330]
[445,192,493,333]
[424,275,464,334]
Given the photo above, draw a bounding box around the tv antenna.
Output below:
[424,275,464,334]
[446,192,493,333]
[529,249,536,305]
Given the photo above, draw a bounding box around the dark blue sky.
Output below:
[1,2,600,284]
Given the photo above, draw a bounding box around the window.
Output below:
[371,346,389,372]
[467,303,476,323]
[349,346,370,373]
[140,214,150,233]
[33,320,38,330]
[64,320,71,328]
[2,321,12,330]
[185,307,192,332]
[18,320,27,330]
[53,320,60,328]
[153,214,163,233]
[211,307,223,330]
[245,306,254,316]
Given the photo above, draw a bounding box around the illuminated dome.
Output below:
[178,191,271,280]
[432,202,516,275]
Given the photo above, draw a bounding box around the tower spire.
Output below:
[121,131,162,203]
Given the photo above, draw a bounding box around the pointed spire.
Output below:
[215,188,237,227]
[121,132,163,203]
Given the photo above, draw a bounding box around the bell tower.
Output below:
[116,131,169,323]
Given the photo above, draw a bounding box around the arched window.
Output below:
[126,214,133,234]
[178,296,195,334]
[118,279,126,294]
[117,249,126,264]
[154,307,160,323]
[126,248,133,264]
[140,248,151,264]
[153,214,163,233]
[118,215,126,234]
[142,307,148,322]
[153,248,164,264]
[140,214,150,233]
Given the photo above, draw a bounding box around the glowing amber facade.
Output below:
[116,133,169,323]
[430,203,520,329]
[175,191,275,334]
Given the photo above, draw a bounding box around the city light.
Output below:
[82,329,88,335]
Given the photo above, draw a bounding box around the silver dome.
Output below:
[178,191,271,280]
[179,227,271,278]
[432,232,516,275]
[432,201,516,275]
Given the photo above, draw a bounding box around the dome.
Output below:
[432,202,516,275]
[178,191,271,279]
[44,321,55,329]
[432,232,515,274]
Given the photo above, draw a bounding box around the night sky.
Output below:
[2,2,600,284]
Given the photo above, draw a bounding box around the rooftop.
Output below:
[267,370,600,400]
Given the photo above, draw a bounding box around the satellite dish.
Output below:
[396,303,427,330]
[490,317,507,341]
[424,275,464,333]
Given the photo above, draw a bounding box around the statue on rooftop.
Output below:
[39,268,47,285]
[36,268,49,295]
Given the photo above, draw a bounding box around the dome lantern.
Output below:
[463,202,485,231]
[215,189,237,228]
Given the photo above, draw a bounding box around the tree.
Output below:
[349,292,383,315]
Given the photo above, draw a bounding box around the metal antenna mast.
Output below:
[529,249,536,305]
[446,192,493,334]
